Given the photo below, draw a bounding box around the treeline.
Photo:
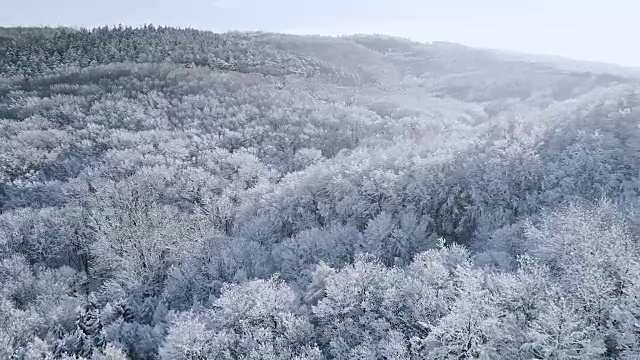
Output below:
[1,27,639,359]
[0,26,351,81]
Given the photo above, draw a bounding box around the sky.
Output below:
[2,0,640,67]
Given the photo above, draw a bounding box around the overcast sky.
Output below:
[2,0,639,67]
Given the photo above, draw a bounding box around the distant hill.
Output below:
[493,48,640,79]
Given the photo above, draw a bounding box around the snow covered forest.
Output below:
[1,26,640,359]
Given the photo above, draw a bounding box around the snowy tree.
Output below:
[522,297,606,359]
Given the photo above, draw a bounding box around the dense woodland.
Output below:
[1,26,640,359]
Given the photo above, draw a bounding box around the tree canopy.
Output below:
[1,26,639,359]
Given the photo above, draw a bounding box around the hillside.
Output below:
[1,26,640,359]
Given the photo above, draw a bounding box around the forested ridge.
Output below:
[1,26,640,359]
